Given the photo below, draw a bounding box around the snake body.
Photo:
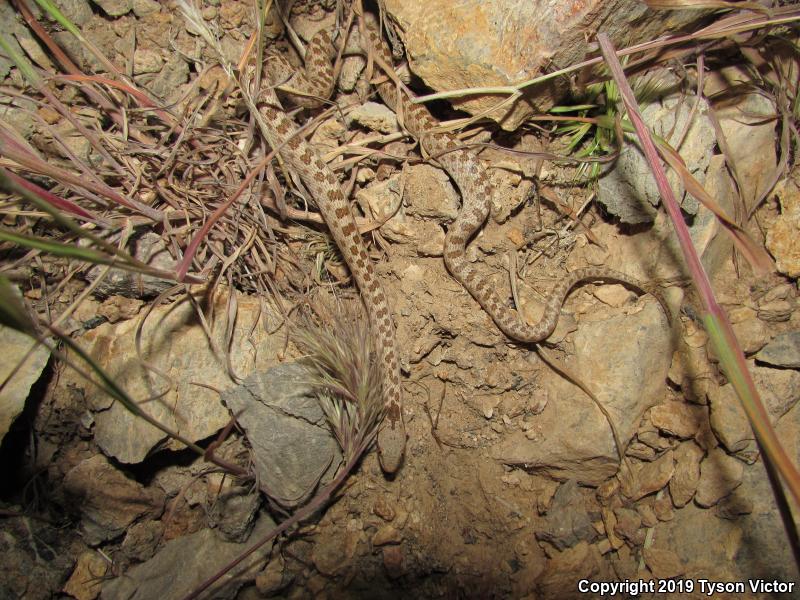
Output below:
[258,30,406,473]
[360,18,659,342]
[259,13,661,473]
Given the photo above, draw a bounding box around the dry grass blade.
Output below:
[644,0,768,10]
[598,32,800,567]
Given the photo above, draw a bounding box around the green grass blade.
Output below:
[0,31,40,84]
[33,0,82,39]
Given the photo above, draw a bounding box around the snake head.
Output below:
[377,418,406,474]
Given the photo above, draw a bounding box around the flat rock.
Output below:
[695,447,743,507]
[222,363,342,508]
[62,454,164,546]
[0,324,50,443]
[101,514,276,600]
[649,401,705,439]
[767,178,800,278]
[76,291,283,463]
[492,301,671,485]
[312,527,361,576]
[751,360,800,420]
[642,547,684,579]
[755,331,800,369]
[708,383,756,458]
[93,0,131,16]
[63,551,109,600]
[347,101,399,134]
[668,441,703,508]
[619,450,675,501]
[711,80,778,205]
[536,480,599,550]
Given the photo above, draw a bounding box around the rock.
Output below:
[668,442,704,508]
[356,176,413,243]
[492,301,671,485]
[642,547,684,579]
[93,0,132,16]
[600,508,624,550]
[208,486,261,543]
[619,450,675,501]
[653,493,674,521]
[87,233,175,298]
[402,164,460,221]
[593,284,635,308]
[636,499,658,528]
[63,551,109,600]
[121,520,163,562]
[708,383,756,458]
[636,423,672,452]
[751,360,800,420]
[222,363,341,508]
[536,480,600,550]
[312,528,360,576]
[372,495,396,522]
[668,343,715,403]
[757,299,793,322]
[379,1,706,130]
[536,542,607,600]
[2,506,75,597]
[755,331,800,369]
[612,507,642,544]
[54,0,94,26]
[0,324,50,443]
[255,555,289,596]
[79,290,281,464]
[372,525,402,546]
[101,515,276,600]
[133,48,164,75]
[716,490,753,520]
[767,178,800,277]
[654,461,796,586]
[97,295,143,323]
[729,309,769,355]
[148,57,190,100]
[695,447,743,507]
[132,0,160,17]
[598,90,710,224]
[711,80,777,204]
[348,101,399,134]
[382,545,405,579]
[649,401,705,439]
[62,455,165,545]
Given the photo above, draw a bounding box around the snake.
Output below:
[257,9,664,474]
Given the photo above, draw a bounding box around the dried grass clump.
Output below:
[293,303,385,461]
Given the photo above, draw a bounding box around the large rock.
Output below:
[381,0,707,130]
[222,363,342,508]
[492,300,671,485]
[74,290,284,463]
[0,325,49,443]
[101,514,276,600]
[62,454,164,545]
